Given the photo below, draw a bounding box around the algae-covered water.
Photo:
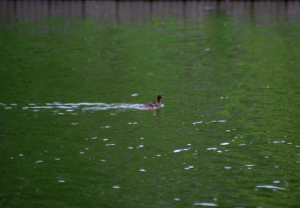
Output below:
[1,1,300,207]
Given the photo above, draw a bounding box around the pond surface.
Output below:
[1,1,300,207]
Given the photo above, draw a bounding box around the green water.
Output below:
[1,4,300,208]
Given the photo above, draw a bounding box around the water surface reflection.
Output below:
[1,0,300,23]
[1,1,300,207]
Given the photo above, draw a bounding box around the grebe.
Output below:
[141,95,165,109]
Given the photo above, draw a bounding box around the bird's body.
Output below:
[140,95,165,109]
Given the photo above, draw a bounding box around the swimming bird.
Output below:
[141,95,165,109]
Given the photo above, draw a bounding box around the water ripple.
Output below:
[256,185,286,190]
[194,202,218,206]
[4,102,150,113]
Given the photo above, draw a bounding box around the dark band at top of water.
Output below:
[1,0,300,23]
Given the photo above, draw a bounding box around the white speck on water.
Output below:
[71,123,79,125]
[273,141,280,143]
[5,107,12,109]
[194,202,218,206]
[19,154,24,157]
[174,197,180,201]
[187,143,191,146]
[256,185,285,190]
[91,137,97,140]
[58,180,65,183]
[281,141,286,143]
[140,169,146,172]
[131,94,138,96]
[113,185,120,189]
[128,147,133,149]
[22,107,29,109]
[265,156,269,158]
[220,97,223,99]
[273,180,280,183]
[140,137,144,139]
[224,166,231,169]
[86,148,89,150]
[55,158,60,160]
[106,144,115,146]
[218,120,226,122]
[226,130,230,132]
[246,164,255,167]
[138,145,144,148]
[217,150,222,153]
[11,157,14,159]
[35,160,43,163]
[207,148,217,151]
[193,121,203,125]
[287,142,292,144]
[80,152,84,154]
[105,126,110,128]
[101,159,106,162]
[128,122,132,124]
[238,144,246,146]
[173,149,182,153]
[220,142,229,145]
[156,155,161,157]
[133,122,137,124]
[103,138,108,141]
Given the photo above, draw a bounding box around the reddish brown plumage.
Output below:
[140,95,165,109]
